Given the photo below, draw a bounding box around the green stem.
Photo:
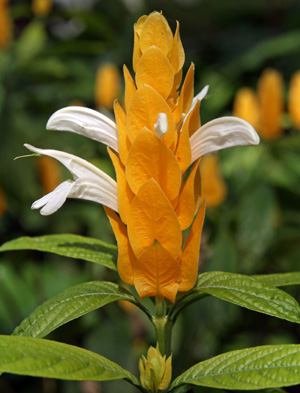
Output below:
[153,298,173,357]
[168,291,208,323]
[156,297,165,318]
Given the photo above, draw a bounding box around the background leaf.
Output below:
[15,22,47,64]
[171,344,300,390]
[0,234,117,271]
[0,335,139,385]
[253,272,300,287]
[195,271,300,323]
[13,281,136,338]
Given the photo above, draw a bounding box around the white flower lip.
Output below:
[46,106,119,152]
[31,180,74,215]
[190,116,260,162]
[154,113,168,138]
[24,144,118,215]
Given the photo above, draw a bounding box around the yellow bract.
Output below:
[288,70,300,129]
[0,0,12,48]
[32,0,52,16]
[257,69,284,140]
[200,155,227,208]
[134,241,181,302]
[138,13,173,55]
[127,179,182,260]
[104,207,135,286]
[175,159,201,230]
[136,46,174,99]
[126,128,181,201]
[37,156,62,195]
[95,63,121,110]
[233,69,285,140]
[107,11,206,302]
[126,84,176,147]
[108,148,134,224]
[233,88,260,131]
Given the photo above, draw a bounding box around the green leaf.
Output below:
[196,271,300,323]
[0,335,139,385]
[236,185,276,262]
[15,21,47,63]
[253,272,300,287]
[171,344,300,390]
[223,30,300,76]
[170,384,192,393]
[13,281,136,338]
[180,388,287,393]
[0,234,117,271]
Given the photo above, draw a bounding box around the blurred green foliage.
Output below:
[1,0,300,392]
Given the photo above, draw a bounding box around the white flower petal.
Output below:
[25,144,118,214]
[68,179,118,212]
[25,143,114,182]
[32,180,74,216]
[46,106,119,152]
[191,85,209,107]
[190,116,260,162]
[181,85,209,131]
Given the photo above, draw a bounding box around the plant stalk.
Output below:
[153,298,173,357]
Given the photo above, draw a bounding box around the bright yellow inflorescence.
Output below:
[200,155,227,208]
[37,156,62,195]
[95,63,121,110]
[104,11,205,302]
[257,69,284,140]
[233,69,284,140]
[32,0,52,16]
[0,0,12,49]
[139,344,172,393]
[233,88,260,132]
[288,70,300,129]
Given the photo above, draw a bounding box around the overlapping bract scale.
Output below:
[126,84,176,148]
[126,128,181,201]
[136,46,174,99]
[127,179,182,260]
[134,241,181,302]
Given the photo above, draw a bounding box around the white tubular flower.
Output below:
[181,85,209,130]
[189,116,260,162]
[191,85,209,108]
[46,106,119,152]
[25,144,118,216]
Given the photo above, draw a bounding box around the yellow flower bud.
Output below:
[139,344,172,392]
[257,68,284,140]
[95,63,121,110]
[200,155,227,208]
[0,0,12,48]
[233,87,259,130]
[288,70,300,129]
[32,0,52,16]
[37,156,62,194]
